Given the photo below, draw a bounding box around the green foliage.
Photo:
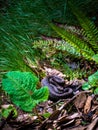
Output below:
[50,2,98,62]
[32,40,91,80]
[42,112,51,119]
[0,0,97,39]
[0,0,98,82]
[92,54,98,63]
[50,23,95,60]
[33,40,81,59]
[0,0,98,80]
[2,71,49,112]
[0,29,83,80]
[82,71,98,94]
[68,1,98,53]
[1,105,17,118]
[0,28,45,79]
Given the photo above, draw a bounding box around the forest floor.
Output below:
[0,61,98,130]
[0,1,98,130]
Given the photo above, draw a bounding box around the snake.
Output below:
[41,75,73,101]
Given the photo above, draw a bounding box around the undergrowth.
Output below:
[0,0,98,81]
[50,1,98,63]
[0,0,98,116]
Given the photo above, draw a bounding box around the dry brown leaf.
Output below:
[92,106,98,120]
[65,126,87,130]
[66,113,80,120]
[49,110,61,120]
[84,96,92,114]
[16,114,37,122]
[56,113,80,127]
[74,93,87,109]
[87,117,98,130]
[44,67,65,77]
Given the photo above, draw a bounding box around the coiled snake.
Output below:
[41,75,73,101]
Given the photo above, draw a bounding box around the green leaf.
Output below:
[2,105,17,118]
[42,112,51,119]
[82,82,91,90]
[88,71,98,87]
[82,71,98,93]
[94,88,98,94]
[92,54,98,63]
[2,71,49,112]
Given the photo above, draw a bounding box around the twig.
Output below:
[59,90,91,110]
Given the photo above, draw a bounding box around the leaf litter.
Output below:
[0,68,98,130]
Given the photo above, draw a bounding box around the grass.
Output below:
[0,0,97,81]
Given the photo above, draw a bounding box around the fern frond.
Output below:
[68,1,98,53]
[50,23,95,60]
[33,39,81,59]
[55,40,81,58]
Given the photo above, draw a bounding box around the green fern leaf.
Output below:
[2,71,49,112]
[50,23,95,60]
[68,1,98,53]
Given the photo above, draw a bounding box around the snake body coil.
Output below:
[41,75,73,101]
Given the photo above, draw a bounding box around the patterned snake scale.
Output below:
[41,75,73,101]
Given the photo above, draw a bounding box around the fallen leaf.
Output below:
[66,113,80,120]
[16,114,37,122]
[44,67,65,77]
[65,126,87,130]
[74,93,87,109]
[87,117,98,130]
[49,110,61,120]
[84,96,92,114]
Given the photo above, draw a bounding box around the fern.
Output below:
[0,0,97,38]
[50,2,98,62]
[55,40,81,57]
[68,1,98,53]
[0,0,97,81]
[50,23,95,60]
[32,39,82,60]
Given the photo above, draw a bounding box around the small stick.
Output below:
[59,90,91,110]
